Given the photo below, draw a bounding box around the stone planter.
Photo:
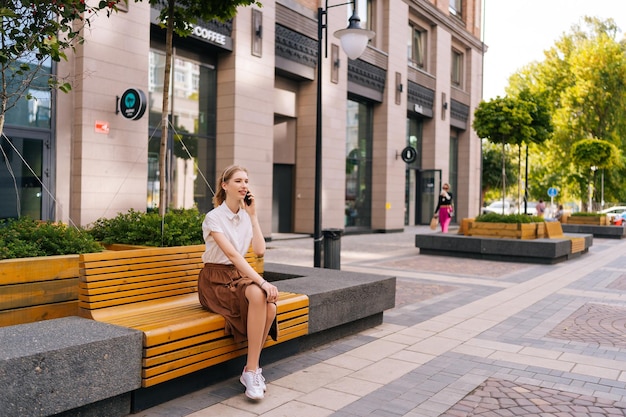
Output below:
[565,215,608,225]
[465,221,545,240]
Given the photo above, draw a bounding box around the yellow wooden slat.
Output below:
[79,245,205,263]
[144,328,228,357]
[82,280,197,303]
[544,221,565,238]
[0,255,79,286]
[143,348,248,387]
[570,237,586,253]
[0,279,78,310]
[79,275,198,296]
[144,335,242,367]
[80,261,204,282]
[80,287,197,310]
[0,301,79,327]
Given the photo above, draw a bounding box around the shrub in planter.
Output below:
[87,208,205,247]
[0,217,103,260]
[474,213,544,223]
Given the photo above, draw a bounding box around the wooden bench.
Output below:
[544,221,585,253]
[78,244,309,388]
[0,255,80,327]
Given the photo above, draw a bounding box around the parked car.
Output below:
[518,201,537,216]
[482,201,515,215]
[599,206,626,221]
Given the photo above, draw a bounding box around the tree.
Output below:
[506,17,626,204]
[481,140,516,203]
[0,0,119,138]
[571,138,621,210]
[146,0,261,215]
[473,96,533,205]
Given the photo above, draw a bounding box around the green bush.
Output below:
[87,208,205,247]
[0,218,103,260]
[475,213,544,223]
[571,212,606,217]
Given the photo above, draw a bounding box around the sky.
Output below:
[482,0,626,100]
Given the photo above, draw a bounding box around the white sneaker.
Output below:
[257,368,267,392]
[240,368,264,400]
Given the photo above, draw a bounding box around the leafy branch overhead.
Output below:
[0,0,121,136]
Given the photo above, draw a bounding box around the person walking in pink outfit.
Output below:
[434,183,454,233]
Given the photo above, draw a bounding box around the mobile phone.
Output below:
[244,193,252,206]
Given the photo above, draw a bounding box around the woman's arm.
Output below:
[243,192,266,257]
[211,231,278,302]
[249,215,266,257]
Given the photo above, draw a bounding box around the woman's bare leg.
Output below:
[245,285,273,370]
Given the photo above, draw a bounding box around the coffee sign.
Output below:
[119,88,146,121]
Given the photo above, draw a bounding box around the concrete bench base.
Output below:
[0,317,142,417]
[415,233,593,264]
[561,224,626,239]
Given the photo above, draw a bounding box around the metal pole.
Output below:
[314,7,324,268]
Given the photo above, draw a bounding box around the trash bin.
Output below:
[322,228,343,270]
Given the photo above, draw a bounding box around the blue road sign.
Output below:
[547,187,558,198]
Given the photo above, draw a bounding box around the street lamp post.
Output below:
[313,1,374,268]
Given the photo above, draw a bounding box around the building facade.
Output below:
[1,0,483,239]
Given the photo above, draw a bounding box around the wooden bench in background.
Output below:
[0,255,80,327]
[544,221,585,253]
[78,244,309,388]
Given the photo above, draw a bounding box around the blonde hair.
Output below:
[213,165,248,207]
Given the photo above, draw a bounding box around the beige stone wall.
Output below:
[370,0,409,231]
[218,4,276,237]
[59,3,151,226]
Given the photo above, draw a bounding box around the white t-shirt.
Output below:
[201,202,253,264]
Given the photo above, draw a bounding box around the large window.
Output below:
[148,49,217,213]
[451,49,463,87]
[404,116,423,225]
[449,0,462,17]
[345,99,373,229]
[408,24,425,69]
[0,57,53,220]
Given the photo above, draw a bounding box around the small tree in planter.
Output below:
[571,138,621,211]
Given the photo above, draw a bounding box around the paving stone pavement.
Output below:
[133,226,626,417]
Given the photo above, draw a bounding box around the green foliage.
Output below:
[0,218,103,260]
[571,138,621,170]
[505,17,626,203]
[474,213,544,223]
[147,0,262,36]
[473,96,533,146]
[0,0,120,123]
[87,208,205,247]
[570,212,606,217]
[481,141,516,195]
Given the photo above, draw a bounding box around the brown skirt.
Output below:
[198,263,277,343]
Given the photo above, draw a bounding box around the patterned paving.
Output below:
[608,274,626,291]
[395,279,457,307]
[377,254,532,279]
[440,378,626,416]
[547,303,626,348]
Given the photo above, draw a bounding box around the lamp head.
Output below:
[334,12,375,60]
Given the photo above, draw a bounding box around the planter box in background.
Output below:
[465,221,545,240]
